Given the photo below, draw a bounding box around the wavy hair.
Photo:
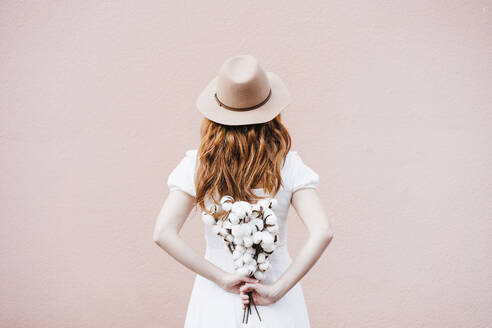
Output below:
[194,114,291,213]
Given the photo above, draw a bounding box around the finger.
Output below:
[239,283,250,293]
[240,283,257,293]
[241,294,249,300]
[241,276,259,284]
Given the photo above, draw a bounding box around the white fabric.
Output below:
[167,149,319,327]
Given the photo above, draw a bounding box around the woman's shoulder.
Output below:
[179,148,198,166]
[167,148,198,197]
[185,149,198,157]
[177,148,198,167]
[283,149,303,170]
[283,149,320,193]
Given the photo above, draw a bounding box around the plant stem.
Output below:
[250,292,262,321]
[245,298,250,324]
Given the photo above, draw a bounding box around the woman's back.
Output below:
[166,148,320,327]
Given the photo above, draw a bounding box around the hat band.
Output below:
[214,88,272,112]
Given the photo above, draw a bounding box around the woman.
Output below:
[153,55,334,327]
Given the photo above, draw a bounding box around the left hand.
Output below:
[219,273,259,294]
[239,282,283,308]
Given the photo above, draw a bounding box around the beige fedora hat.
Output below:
[196,54,291,126]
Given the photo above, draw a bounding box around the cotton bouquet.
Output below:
[201,195,280,324]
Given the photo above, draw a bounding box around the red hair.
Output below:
[194,114,291,213]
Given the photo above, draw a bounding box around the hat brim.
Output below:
[196,71,291,126]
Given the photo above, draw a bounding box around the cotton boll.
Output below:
[246,247,255,255]
[267,224,279,234]
[257,252,266,264]
[243,236,253,248]
[263,208,275,220]
[220,196,234,212]
[250,209,262,220]
[261,231,275,245]
[242,252,253,264]
[240,204,251,218]
[252,203,262,212]
[253,231,263,244]
[262,242,276,253]
[233,236,243,245]
[260,239,274,249]
[240,201,253,217]
[231,224,243,238]
[236,266,249,277]
[228,212,240,224]
[201,212,215,225]
[219,228,228,236]
[225,234,234,242]
[242,224,252,236]
[220,195,234,204]
[222,201,232,212]
[248,264,257,275]
[265,214,277,225]
[223,220,233,229]
[206,203,221,215]
[261,243,272,252]
[248,218,258,229]
[235,244,246,254]
[231,201,246,217]
[249,223,259,234]
[253,218,264,231]
[253,270,265,280]
[258,199,269,210]
[259,261,271,271]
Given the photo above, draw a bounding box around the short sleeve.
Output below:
[167,149,197,197]
[288,151,320,193]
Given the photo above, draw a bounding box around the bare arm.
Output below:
[272,188,333,297]
[240,187,333,305]
[153,190,257,293]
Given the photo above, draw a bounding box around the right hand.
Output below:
[218,273,259,294]
[239,282,283,308]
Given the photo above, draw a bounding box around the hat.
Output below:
[196,54,291,126]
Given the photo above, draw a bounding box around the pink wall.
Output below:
[1,1,491,327]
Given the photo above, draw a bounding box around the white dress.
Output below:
[167,149,320,328]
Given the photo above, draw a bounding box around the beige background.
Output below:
[1,1,491,327]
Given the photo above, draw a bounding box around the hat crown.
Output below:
[216,55,271,109]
